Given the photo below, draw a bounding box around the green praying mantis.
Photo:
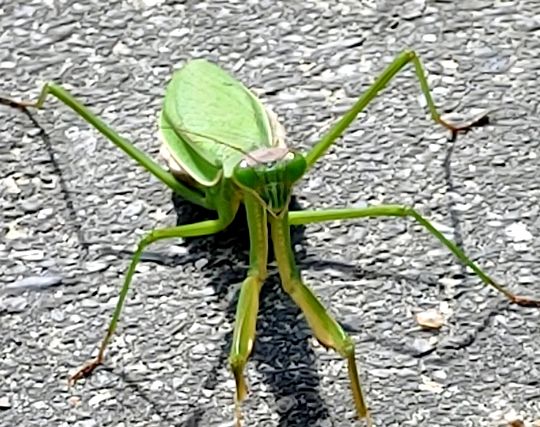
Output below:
[3,50,540,426]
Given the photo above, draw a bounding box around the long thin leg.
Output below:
[269,214,372,426]
[229,194,269,427]
[305,50,488,169]
[289,206,540,307]
[1,84,210,208]
[69,213,233,385]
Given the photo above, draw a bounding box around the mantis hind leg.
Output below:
[305,50,489,170]
[289,206,540,307]
[69,204,237,385]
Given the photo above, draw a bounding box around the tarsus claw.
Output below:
[512,295,540,308]
[68,358,101,387]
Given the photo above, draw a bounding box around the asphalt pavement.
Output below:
[1,1,539,426]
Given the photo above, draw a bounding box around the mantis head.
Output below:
[233,147,307,217]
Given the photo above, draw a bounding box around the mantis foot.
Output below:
[438,108,490,138]
[0,96,36,110]
[234,402,243,427]
[511,295,540,308]
[68,357,102,386]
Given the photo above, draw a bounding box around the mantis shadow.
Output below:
[110,179,503,427]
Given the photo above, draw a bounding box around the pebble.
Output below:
[194,258,209,270]
[85,261,109,273]
[3,275,62,294]
[2,296,28,313]
[505,222,533,242]
[276,395,297,413]
[410,337,438,355]
[0,396,11,409]
[73,420,98,427]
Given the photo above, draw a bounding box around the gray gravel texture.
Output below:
[1,1,540,427]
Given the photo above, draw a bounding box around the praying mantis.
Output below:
[3,50,539,426]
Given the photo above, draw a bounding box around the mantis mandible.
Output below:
[3,50,540,426]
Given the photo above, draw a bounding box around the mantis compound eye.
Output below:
[284,151,295,161]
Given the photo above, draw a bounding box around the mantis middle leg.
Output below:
[289,206,540,307]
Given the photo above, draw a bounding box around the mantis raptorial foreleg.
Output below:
[269,215,372,426]
[288,206,540,307]
[229,195,269,427]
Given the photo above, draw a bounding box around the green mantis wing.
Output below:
[160,59,283,187]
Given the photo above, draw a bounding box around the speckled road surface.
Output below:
[1,1,539,427]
